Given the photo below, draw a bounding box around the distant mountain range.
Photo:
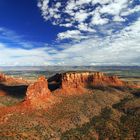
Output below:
[0,66,140,71]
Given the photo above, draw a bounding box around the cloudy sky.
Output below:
[0,0,140,66]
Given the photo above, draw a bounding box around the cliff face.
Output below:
[92,72,124,87]
[61,72,92,89]
[26,76,51,100]
[61,72,124,89]
[0,73,28,85]
[0,73,7,82]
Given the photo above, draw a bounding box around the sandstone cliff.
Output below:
[26,76,51,100]
[0,73,6,82]
[92,72,124,87]
[25,76,61,108]
[48,72,126,95]
[0,73,28,85]
[61,72,124,89]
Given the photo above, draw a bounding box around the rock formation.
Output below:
[48,71,126,95]
[0,73,28,85]
[26,76,51,100]
[60,72,124,89]
[24,76,62,109]
[0,73,6,82]
[61,72,92,89]
[92,72,124,87]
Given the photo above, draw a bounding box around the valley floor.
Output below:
[0,85,140,140]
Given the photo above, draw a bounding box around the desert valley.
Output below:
[0,0,140,139]
[0,67,140,140]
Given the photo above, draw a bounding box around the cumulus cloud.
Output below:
[0,17,140,66]
[57,30,81,40]
[38,0,140,40]
[0,0,140,66]
[57,30,90,40]
[52,18,140,66]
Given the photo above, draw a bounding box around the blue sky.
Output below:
[0,0,140,66]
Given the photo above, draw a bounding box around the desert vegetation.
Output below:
[0,71,140,140]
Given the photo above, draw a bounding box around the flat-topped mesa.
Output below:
[26,76,51,100]
[61,72,92,89]
[92,72,124,87]
[61,72,124,89]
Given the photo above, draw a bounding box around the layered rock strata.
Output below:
[51,72,125,89]
[26,76,51,100]
[0,73,28,85]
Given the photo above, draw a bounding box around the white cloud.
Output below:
[0,43,52,66]
[91,13,109,25]
[0,17,140,66]
[58,30,84,40]
[0,27,56,66]
[51,18,140,66]
[0,1,140,66]
[38,0,140,41]
[113,16,126,22]
[99,0,128,15]
[74,10,89,22]
[121,5,140,16]
[77,23,95,32]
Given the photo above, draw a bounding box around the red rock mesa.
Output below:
[92,72,124,87]
[50,72,124,90]
[47,72,126,95]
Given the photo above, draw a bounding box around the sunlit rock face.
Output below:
[0,73,6,82]
[26,76,51,100]
[92,72,124,87]
[61,72,124,89]
[61,72,92,89]
[0,73,28,85]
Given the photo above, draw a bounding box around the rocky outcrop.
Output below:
[48,72,126,95]
[0,73,6,82]
[57,72,125,89]
[26,76,51,100]
[61,72,92,89]
[0,73,28,85]
[92,72,124,87]
[24,76,62,109]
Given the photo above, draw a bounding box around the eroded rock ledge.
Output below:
[0,72,138,109]
[12,71,138,102]
[49,72,125,89]
[0,73,28,85]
